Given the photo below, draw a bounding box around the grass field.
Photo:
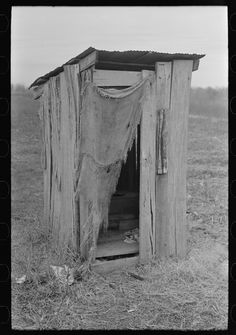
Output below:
[11,88,228,330]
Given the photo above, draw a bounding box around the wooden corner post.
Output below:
[139,70,156,262]
[155,60,193,259]
[154,62,172,258]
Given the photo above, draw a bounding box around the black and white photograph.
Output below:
[11,6,228,330]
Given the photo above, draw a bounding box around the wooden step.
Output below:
[96,231,139,258]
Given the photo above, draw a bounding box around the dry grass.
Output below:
[12,241,228,330]
[11,90,228,330]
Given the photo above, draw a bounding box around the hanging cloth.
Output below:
[76,76,153,261]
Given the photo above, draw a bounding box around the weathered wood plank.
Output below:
[30,83,45,99]
[192,59,200,71]
[78,65,94,260]
[55,70,76,250]
[79,192,90,259]
[79,50,97,72]
[93,69,141,87]
[92,256,139,274]
[49,78,60,243]
[54,65,81,251]
[168,60,193,258]
[154,62,173,258]
[42,84,52,229]
[155,61,193,259]
[57,72,68,247]
[96,231,138,258]
[71,64,81,252]
[65,64,81,251]
[139,70,156,262]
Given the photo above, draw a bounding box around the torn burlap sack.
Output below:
[76,77,153,261]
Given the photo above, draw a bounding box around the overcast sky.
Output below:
[11,6,228,88]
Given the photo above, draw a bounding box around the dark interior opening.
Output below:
[96,124,140,259]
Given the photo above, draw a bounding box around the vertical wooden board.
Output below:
[168,60,193,258]
[78,169,91,260]
[55,73,64,245]
[49,81,55,236]
[40,94,47,226]
[78,65,95,259]
[43,84,52,228]
[64,65,80,251]
[154,62,173,258]
[72,64,81,173]
[192,59,200,72]
[58,72,75,249]
[79,50,97,71]
[48,79,54,234]
[41,69,79,251]
[57,73,66,246]
[42,105,49,228]
[139,70,156,262]
[71,64,81,251]
[49,77,61,243]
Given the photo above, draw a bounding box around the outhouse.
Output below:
[30,47,204,272]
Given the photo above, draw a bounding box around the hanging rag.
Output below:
[76,76,153,261]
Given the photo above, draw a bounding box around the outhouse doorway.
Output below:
[96,124,141,260]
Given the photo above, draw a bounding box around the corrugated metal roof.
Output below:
[29,47,205,89]
[97,49,204,64]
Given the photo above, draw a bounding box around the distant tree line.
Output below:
[11,83,32,97]
[11,83,27,92]
[189,87,227,118]
[11,84,228,118]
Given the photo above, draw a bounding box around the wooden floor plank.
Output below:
[96,231,139,258]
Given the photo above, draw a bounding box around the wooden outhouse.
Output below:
[30,47,204,272]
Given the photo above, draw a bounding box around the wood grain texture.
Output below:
[77,66,94,260]
[42,84,51,229]
[139,70,156,262]
[48,77,61,244]
[192,59,200,71]
[93,69,142,87]
[79,50,97,72]
[57,71,74,249]
[168,60,193,258]
[154,62,172,258]
[67,65,81,250]
[30,84,45,99]
[96,231,138,258]
[45,65,80,251]
[155,60,193,259]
